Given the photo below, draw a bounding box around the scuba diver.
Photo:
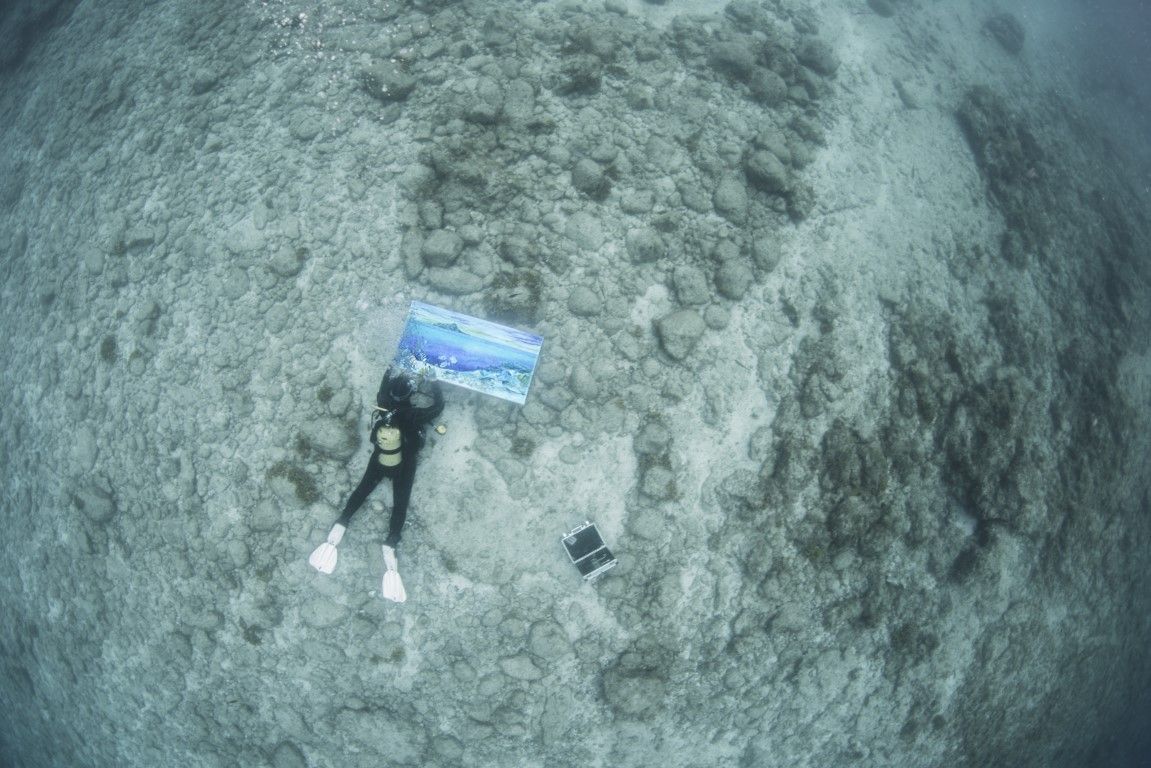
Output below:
[309,367,444,602]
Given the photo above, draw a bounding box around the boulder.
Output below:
[625,228,665,263]
[567,285,602,316]
[571,158,609,199]
[713,174,748,222]
[299,417,357,462]
[716,260,754,300]
[796,37,840,77]
[985,13,1025,55]
[749,68,788,106]
[422,229,464,267]
[672,265,710,305]
[745,149,790,193]
[360,62,416,102]
[656,309,706,360]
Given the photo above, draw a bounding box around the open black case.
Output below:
[561,521,617,582]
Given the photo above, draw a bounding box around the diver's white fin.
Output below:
[381,545,407,603]
[308,523,346,574]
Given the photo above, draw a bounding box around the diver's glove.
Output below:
[381,544,407,603]
[308,523,346,574]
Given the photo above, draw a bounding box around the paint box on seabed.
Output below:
[561,521,618,582]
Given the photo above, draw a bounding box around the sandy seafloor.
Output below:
[1,0,1150,766]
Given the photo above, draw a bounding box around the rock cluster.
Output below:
[956,86,1050,264]
[357,0,838,351]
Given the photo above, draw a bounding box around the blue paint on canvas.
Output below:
[392,301,544,405]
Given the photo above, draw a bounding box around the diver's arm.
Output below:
[424,383,445,422]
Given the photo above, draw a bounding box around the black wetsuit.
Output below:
[337,373,444,547]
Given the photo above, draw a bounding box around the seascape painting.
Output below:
[392,300,543,405]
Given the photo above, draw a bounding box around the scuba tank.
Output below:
[374,410,403,467]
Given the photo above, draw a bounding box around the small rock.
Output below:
[625,84,655,110]
[713,175,748,222]
[84,250,104,274]
[620,189,654,214]
[713,239,741,263]
[571,158,609,199]
[529,620,571,659]
[625,228,665,263]
[565,212,605,250]
[458,224,484,245]
[268,246,307,277]
[71,426,99,472]
[602,666,666,716]
[704,304,731,329]
[709,37,758,81]
[398,164,435,194]
[751,237,782,273]
[300,417,357,462]
[227,539,250,568]
[772,602,807,633]
[985,13,1025,55]
[672,265,710,305]
[796,37,840,77]
[656,309,706,360]
[679,178,712,213]
[634,422,671,455]
[11,229,28,258]
[288,114,322,142]
[567,285,602,316]
[753,126,791,164]
[401,231,424,278]
[249,500,281,532]
[538,359,566,387]
[272,742,308,768]
[124,226,156,250]
[301,598,348,629]
[425,267,484,295]
[360,62,416,102]
[221,267,249,300]
[422,230,464,267]
[749,67,788,106]
[641,465,677,500]
[569,365,600,399]
[463,77,504,124]
[745,150,790,193]
[503,79,536,123]
[557,54,603,96]
[432,736,464,761]
[893,79,920,109]
[787,182,817,221]
[790,115,826,146]
[190,70,220,95]
[716,260,754,300]
[500,654,544,681]
[72,482,115,523]
[185,609,224,632]
[868,0,896,17]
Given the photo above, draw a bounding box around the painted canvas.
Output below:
[392,301,544,405]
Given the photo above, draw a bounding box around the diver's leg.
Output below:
[383,461,417,548]
[310,457,386,574]
[337,457,386,527]
[380,461,415,602]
